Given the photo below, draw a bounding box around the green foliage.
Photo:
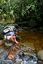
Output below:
[0,0,37,19]
[0,0,43,29]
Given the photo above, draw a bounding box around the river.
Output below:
[0,30,43,64]
[18,31,43,52]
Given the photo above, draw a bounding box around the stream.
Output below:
[0,30,43,64]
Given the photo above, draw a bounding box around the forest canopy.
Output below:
[0,0,43,32]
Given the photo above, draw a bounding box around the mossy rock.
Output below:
[4,42,13,48]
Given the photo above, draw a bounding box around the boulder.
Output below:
[5,42,12,48]
[37,50,43,60]
[0,40,4,46]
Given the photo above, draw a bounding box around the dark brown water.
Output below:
[18,31,43,52]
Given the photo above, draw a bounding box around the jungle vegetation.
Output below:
[0,0,43,32]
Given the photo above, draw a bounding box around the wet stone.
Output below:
[0,48,4,54]
[37,50,43,60]
[0,40,4,46]
[0,48,38,64]
[0,60,13,64]
[15,51,37,64]
[5,42,13,47]
[0,47,12,60]
[1,51,8,60]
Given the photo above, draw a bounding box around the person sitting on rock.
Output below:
[3,26,19,47]
[6,31,19,44]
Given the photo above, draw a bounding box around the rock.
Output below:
[0,40,4,46]
[15,50,37,64]
[0,60,13,64]
[0,48,4,54]
[1,51,8,60]
[37,50,43,60]
[5,42,12,47]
